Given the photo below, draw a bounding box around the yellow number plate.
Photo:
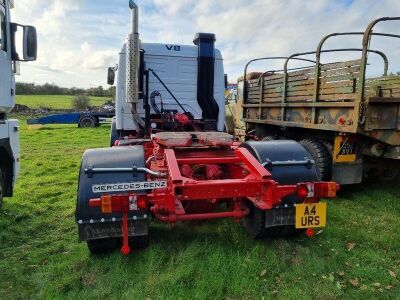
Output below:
[295,203,327,229]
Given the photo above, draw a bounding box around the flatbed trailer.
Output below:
[27,111,114,127]
[239,17,400,184]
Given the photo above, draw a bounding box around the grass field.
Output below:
[16,95,109,110]
[0,120,399,299]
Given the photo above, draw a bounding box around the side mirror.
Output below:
[23,26,37,61]
[224,74,228,89]
[10,23,37,61]
[107,67,115,85]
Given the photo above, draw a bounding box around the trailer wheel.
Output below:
[0,169,3,209]
[87,237,119,254]
[299,139,332,180]
[79,116,96,128]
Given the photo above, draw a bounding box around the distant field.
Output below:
[16,95,109,110]
[0,119,399,299]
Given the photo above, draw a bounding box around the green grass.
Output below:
[16,95,109,110]
[0,120,399,299]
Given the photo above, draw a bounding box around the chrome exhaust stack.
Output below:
[126,0,144,129]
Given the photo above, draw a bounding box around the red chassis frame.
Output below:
[90,134,339,255]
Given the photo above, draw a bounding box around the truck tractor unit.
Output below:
[238,17,400,185]
[0,0,37,207]
[76,1,339,256]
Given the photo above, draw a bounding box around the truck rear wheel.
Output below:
[243,202,282,239]
[87,238,119,254]
[299,139,332,181]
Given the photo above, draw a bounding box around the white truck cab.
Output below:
[113,41,225,135]
[107,2,225,143]
[0,0,37,206]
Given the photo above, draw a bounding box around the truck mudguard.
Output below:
[242,140,318,233]
[242,140,318,188]
[76,146,148,241]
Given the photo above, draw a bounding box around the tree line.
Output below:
[16,82,116,98]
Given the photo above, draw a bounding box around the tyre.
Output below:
[129,235,149,250]
[299,139,332,181]
[262,136,276,141]
[79,116,96,128]
[0,169,3,209]
[87,237,119,254]
[110,118,119,146]
[321,140,333,154]
[243,202,282,239]
[377,164,400,182]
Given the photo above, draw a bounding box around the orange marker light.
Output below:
[326,182,339,198]
[315,182,339,198]
[101,195,113,213]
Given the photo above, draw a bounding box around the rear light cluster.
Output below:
[297,182,339,199]
[89,194,148,214]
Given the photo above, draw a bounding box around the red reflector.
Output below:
[121,245,131,255]
[89,198,101,207]
[305,228,315,238]
[297,185,309,197]
[137,195,147,210]
[297,183,314,198]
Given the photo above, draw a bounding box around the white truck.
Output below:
[0,0,37,207]
[107,1,226,145]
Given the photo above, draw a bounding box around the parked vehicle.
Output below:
[75,1,338,255]
[236,17,400,184]
[27,111,115,128]
[0,0,37,207]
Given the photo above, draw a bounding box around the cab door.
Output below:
[0,1,13,113]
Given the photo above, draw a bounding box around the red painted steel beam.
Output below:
[176,179,276,199]
[154,206,249,222]
[164,149,183,184]
[234,147,272,179]
[176,157,240,164]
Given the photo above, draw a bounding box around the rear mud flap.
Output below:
[264,207,295,228]
[78,219,148,241]
[332,162,363,184]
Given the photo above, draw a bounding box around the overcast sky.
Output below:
[11,0,400,88]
